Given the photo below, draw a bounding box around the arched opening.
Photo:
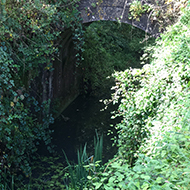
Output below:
[37,21,156,163]
[33,20,156,187]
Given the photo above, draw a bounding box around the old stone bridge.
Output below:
[52,0,160,115]
[78,0,159,34]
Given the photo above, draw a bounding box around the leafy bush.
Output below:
[0,0,83,187]
[81,21,155,94]
[86,4,190,189]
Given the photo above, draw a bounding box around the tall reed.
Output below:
[63,132,103,189]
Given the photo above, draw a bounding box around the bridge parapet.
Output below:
[78,0,159,35]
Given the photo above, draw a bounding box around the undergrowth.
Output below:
[88,3,190,189]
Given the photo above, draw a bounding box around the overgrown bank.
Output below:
[0,0,83,188]
[0,0,189,189]
[64,3,190,189]
[87,4,190,189]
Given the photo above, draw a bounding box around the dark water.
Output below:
[36,90,119,165]
[31,92,119,188]
[50,94,118,163]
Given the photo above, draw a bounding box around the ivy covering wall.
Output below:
[0,0,83,187]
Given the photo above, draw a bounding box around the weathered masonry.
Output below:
[78,0,159,35]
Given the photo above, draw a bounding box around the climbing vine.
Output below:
[0,0,84,187]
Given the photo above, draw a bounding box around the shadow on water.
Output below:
[50,94,118,163]
[37,87,119,165]
[30,81,120,189]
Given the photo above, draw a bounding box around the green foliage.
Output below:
[91,3,96,8]
[1,0,189,189]
[129,0,151,21]
[129,0,187,32]
[86,4,190,189]
[63,132,103,190]
[23,133,103,189]
[81,21,154,93]
[110,68,152,164]
[30,156,65,190]
[0,0,83,187]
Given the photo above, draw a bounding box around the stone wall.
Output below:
[78,0,159,35]
[52,29,81,117]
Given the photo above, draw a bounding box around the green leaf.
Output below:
[141,182,149,190]
[94,182,102,189]
[140,174,150,180]
[156,177,163,183]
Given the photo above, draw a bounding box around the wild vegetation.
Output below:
[81,21,154,94]
[0,0,189,189]
[0,0,83,188]
[66,2,190,189]
[84,4,190,189]
[32,3,190,189]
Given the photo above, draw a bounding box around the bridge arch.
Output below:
[78,0,159,35]
[52,1,162,115]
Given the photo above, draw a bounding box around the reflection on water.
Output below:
[50,94,118,163]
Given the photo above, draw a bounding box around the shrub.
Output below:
[87,4,190,189]
[81,21,154,94]
[0,0,83,187]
